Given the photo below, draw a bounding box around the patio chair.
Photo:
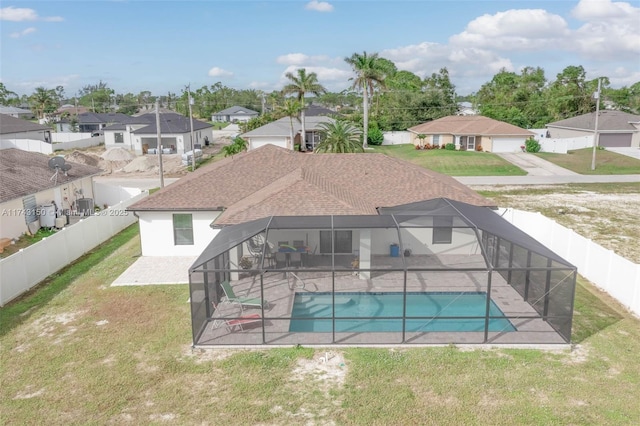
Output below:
[275,252,288,269]
[220,281,267,310]
[289,252,302,268]
[224,313,262,332]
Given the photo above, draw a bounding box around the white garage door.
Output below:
[492,137,525,153]
[250,138,288,150]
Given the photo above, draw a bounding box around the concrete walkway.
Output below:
[111,256,197,286]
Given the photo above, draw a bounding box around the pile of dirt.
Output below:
[123,156,157,173]
[101,147,136,162]
[66,151,102,168]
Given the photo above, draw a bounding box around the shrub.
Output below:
[424,143,432,150]
[367,127,384,146]
[415,144,422,150]
[445,143,456,151]
[441,144,446,150]
[476,145,483,152]
[524,137,541,153]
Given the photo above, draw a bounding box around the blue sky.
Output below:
[1,0,639,97]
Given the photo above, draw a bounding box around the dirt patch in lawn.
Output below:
[476,185,640,264]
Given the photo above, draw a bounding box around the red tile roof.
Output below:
[129,145,493,225]
[409,115,534,136]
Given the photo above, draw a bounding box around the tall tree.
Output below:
[277,98,302,150]
[314,120,363,153]
[28,87,58,119]
[0,83,18,105]
[282,68,326,151]
[345,51,387,149]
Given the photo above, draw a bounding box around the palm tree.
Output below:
[314,120,363,153]
[344,51,387,149]
[277,98,302,150]
[282,68,326,151]
[29,87,57,120]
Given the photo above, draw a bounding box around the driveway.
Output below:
[607,147,640,160]
[497,153,579,176]
[456,151,640,185]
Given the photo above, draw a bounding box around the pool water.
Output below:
[289,292,516,333]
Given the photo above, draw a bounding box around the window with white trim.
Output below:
[173,214,194,245]
[432,216,453,244]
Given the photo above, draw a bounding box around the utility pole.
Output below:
[590,78,602,171]
[156,100,165,188]
[187,84,196,172]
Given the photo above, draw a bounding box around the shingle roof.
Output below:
[131,113,212,134]
[408,115,534,136]
[128,144,493,225]
[242,116,334,138]
[213,106,259,116]
[77,112,135,125]
[0,105,33,115]
[546,111,640,132]
[0,149,103,203]
[0,114,50,134]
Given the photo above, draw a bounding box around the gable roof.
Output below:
[241,116,334,138]
[130,113,212,134]
[77,112,135,125]
[128,144,493,225]
[546,111,640,132]
[305,104,337,117]
[213,106,259,116]
[0,149,103,203]
[408,115,534,136]
[0,105,33,115]
[0,114,50,134]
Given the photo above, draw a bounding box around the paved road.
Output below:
[454,152,640,185]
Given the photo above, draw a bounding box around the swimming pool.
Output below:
[289,292,516,333]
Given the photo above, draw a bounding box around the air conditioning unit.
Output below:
[77,198,94,216]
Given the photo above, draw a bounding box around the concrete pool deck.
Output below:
[195,257,570,347]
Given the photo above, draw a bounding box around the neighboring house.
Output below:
[75,112,134,133]
[304,104,337,117]
[408,115,534,153]
[127,144,493,257]
[212,106,259,123]
[241,115,334,151]
[0,113,52,145]
[0,149,103,239]
[0,105,34,119]
[103,112,213,155]
[546,111,640,148]
[457,102,478,116]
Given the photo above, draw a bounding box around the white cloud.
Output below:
[450,9,570,51]
[570,0,640,59]
[207,67,233,77]
[276,53,331,65]
[281,65,351,83]
[305,1,334,12]
[9,27,36,38]
[0,6,63,22]
[248,81,271,89]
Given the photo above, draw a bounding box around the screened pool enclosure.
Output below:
[189,199,577,347]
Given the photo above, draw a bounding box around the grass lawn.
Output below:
[2,225,639,424]
[537,148,640,175]
[371,145,527,176]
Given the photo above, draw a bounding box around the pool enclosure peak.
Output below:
[191,198,574,273]
[189,198,577,347]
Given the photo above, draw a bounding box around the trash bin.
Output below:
[390,243,400,257]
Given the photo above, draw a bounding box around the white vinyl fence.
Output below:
[94,182,143,209]
[499,208,640,316]
[382,131,412,145]
[53,135,104,151]
[51,132,92,142]
[0,192,148,306]
[0,138,53,154]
